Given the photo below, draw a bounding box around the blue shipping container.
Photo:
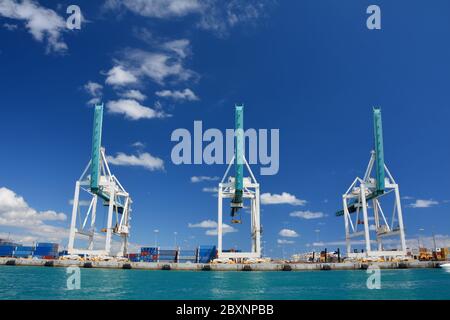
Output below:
[17,246,35,251]
[36,242,59,248]
[141,247,158,255]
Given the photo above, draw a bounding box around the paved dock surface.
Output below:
[0,257,447,271]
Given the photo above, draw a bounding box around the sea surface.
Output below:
[1,266,449,300]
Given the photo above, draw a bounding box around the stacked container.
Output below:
[0,245,15,257]
[198,245,217,263]
[33,243,59,259]
[178,249,197,263]
[158,249,177,262]
[127,253,140,262]
[0,240,19,246]
[140,247,158,262]
[13,246,35,258]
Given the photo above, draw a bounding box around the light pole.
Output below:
[174,231,178,248]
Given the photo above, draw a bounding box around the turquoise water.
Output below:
[1,266,450,300]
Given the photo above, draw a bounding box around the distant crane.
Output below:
[217,104,261,259]
[68,104,132,257]
[336,108,407,259]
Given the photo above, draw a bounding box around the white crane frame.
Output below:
[68,148,132,257]
[217,155,261,259]
[342,151,407,259]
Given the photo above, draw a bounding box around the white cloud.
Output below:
[106,99,167,120]
[162,39,191,58]
[3,22,17,30]
[409,199,439,208]
[290,210,326,220]
[0,187,67,242]
[191,176,220,183]
[106,152,164,171]
[87,97,101,105]
[120,89,147,101]
[104,38,194,88]
[260,192,306,206]
[277,239,294,245]
[0,0,68,53]
[124,48,195,85]
[131,141,146,148]
[105,65,139,86]
[106,0,270,36]
[0,226,68,245]
[202,187,218,193]
[84,81,103,97]
[279,229,299,238]
[0,187,66,227]
[205,224,237,236]
[188,219,237,236]
[197,0,270,36]
[0,188,145,250]
[188,220,217,228]
[156,88,199,101]
[105,0,202,18]
[68,199,91,207]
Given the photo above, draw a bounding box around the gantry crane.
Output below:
[217,104,261,259]
[68,104,132,257]
[336,108,407,259]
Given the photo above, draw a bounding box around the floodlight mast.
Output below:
[68,104,132,257]
[336,108,407,259]
[217,104,261,260]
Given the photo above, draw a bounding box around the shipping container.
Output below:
[17,246,35,251]
[141,247,158,255]
[197,245,216,263]
[13,252,33,258]
[36,242,59,248]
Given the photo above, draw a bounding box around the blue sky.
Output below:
[1,0,450,258]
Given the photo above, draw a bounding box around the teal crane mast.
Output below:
[90,104,104,194]
[231,104,244,219]
[89,104,123,212]
[373,108,385,195]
